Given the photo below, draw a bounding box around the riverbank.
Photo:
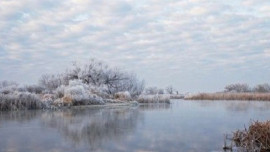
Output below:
[0,92,171,111]
[185,93,270,101]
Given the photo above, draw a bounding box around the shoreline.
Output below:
[70,101,139,109]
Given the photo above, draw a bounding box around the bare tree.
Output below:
[224,83,250,93]
[0,81,18,89]
[39,74,64,92]
[166,85,174,94]
[253,83,270,93]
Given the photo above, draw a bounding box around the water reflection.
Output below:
[139,103,171,111]
[0,110,40,122]
[1,101,270,152]
[194,100,270,112]
[0,107,143,152]
[41,107,141,150]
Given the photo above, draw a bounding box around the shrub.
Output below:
[54,85,65,98]
[0,92,45,110]
[41,94,55,108]
[114,91,132,101]
[24,85,45,94]
[64,80,90,103]
[39,74,65,92]
[0,81,18,89]
[233,121,270,151]
[137,94,170,103]
[60,80,105,105]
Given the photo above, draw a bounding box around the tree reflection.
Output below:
[40,107,141,150]
[0,110,41,122]
[196,100,270,112]
[139,103,171,111]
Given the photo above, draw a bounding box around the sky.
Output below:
[0,0,270,93]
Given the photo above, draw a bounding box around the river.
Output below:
[1,100,270,152]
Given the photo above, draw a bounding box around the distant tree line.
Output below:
[143,85,178,95]
[224,83,270,93]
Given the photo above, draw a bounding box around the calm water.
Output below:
[1,100,270,152]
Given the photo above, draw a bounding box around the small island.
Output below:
[0,59,177,111]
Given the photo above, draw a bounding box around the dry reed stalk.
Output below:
[233,121,270,152]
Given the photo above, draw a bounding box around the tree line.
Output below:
[224,83,270,93]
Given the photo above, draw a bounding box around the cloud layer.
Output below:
[1,0,270,92]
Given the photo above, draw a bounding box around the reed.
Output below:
[232,121,270,152]
[0,92,45,111]
[185,93,270,101]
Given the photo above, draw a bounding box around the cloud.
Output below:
[0,0,270,92]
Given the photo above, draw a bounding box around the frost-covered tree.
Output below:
[0,81,19,94]
[39,74,66,92]
[0,81,18,89]
[39,59,145,98]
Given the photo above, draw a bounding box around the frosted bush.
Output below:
[0,84,20,94]
[65,80,89,102]
[53,98,64,107]
[61,80,104,105]
[0,81,18,89]
[41,94,55,108]
[54,85,65,98]
[88,94,104,104]
[0,92,45,110]
[24,85,45,94]
[137,94,170,103]
[0,83,45,95]
[114,91,132,101]
[89,85,111,99]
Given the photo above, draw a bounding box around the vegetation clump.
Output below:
[232,121,270,152]
[0,92,44,111]
[186,83,270,101]
[137,94,170,103]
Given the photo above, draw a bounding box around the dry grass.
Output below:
[0,93,45,111]
[233,121,270,152]
[185,93,270,101]
[137,95,170,103]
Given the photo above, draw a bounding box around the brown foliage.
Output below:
[63,96,73,106]
[233,121,270,151]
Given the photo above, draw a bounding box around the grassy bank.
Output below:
[137,95,170,103]
[185,93,270,101]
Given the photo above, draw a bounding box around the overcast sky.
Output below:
[0,0,270,92]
